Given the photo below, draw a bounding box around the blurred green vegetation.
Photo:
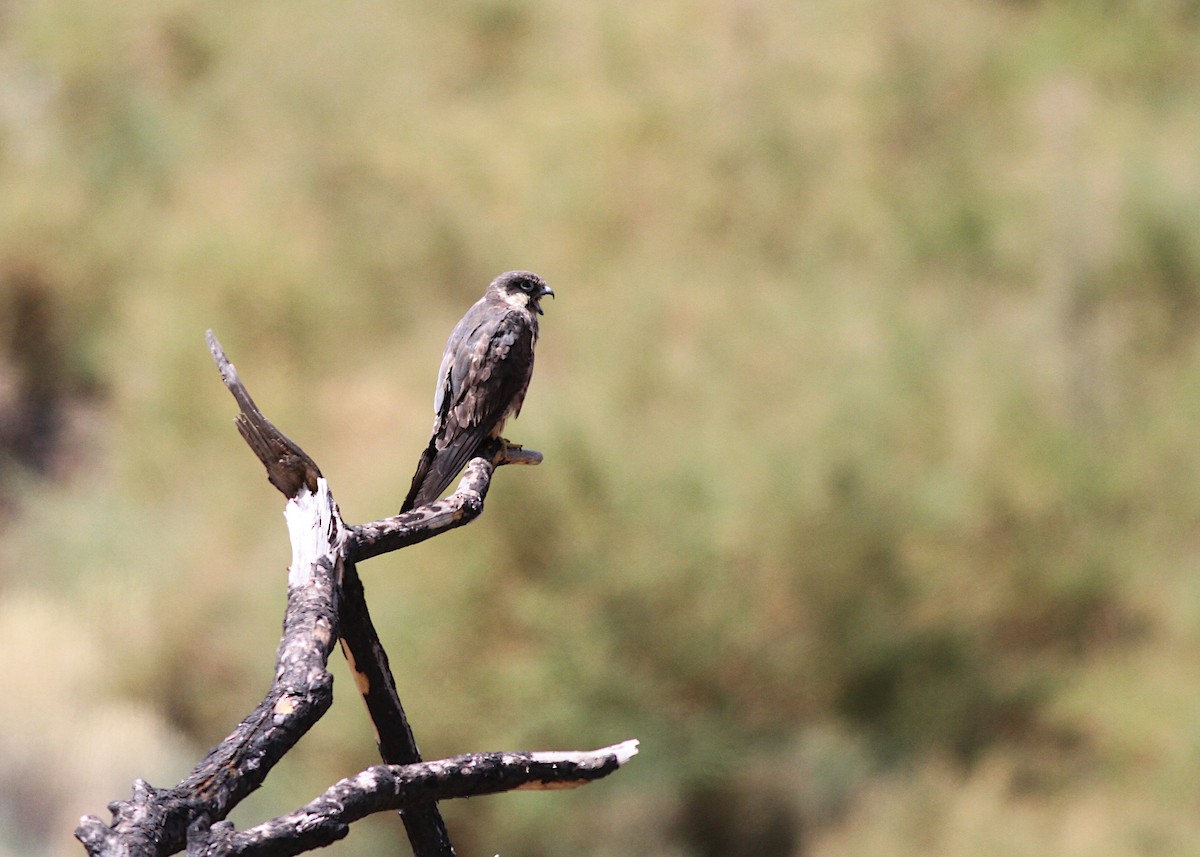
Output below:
[3,0,1200,855]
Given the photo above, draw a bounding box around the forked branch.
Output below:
[74,332,636,857]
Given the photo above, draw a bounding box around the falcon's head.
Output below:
[491,270,555,315]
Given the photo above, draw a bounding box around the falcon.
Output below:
[400,270,554,512]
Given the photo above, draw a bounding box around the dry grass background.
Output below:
[2,1,1200,855]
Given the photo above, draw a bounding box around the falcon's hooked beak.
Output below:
[533,284,555,315]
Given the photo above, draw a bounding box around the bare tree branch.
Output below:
[190,742,639,857]
[337,561,455,857]
[204,332,456,857]
[74,331,636,857]
[76,478,343,857]
[205,330,322,498]
[346,442,542,562]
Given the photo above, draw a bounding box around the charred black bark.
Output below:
[74,332,635,857]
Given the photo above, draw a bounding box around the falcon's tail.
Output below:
[400,443,438,513]
[400,422,495,514]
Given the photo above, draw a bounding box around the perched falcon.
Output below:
[401,270,554,512]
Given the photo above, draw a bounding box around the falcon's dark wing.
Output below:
[401,304,536,512]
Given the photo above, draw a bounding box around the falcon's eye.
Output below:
[519,280,535,292]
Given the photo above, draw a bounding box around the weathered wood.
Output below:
[75,331,636,857]
[206,331,322,497]
[190,742,639,857]
[76,479,343,857]
[338,561,455,857]
[204,332,454,857]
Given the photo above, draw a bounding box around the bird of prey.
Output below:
[401,270,554,512]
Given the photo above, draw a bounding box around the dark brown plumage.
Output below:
[401,271,554,512]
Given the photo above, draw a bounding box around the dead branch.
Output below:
[189,742,639,857]
[346,442,542,562]
[74,332,636,857]
[76,478,343,857]
[336,558,454,855]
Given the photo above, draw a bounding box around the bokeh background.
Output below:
[3,1,1200,855]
